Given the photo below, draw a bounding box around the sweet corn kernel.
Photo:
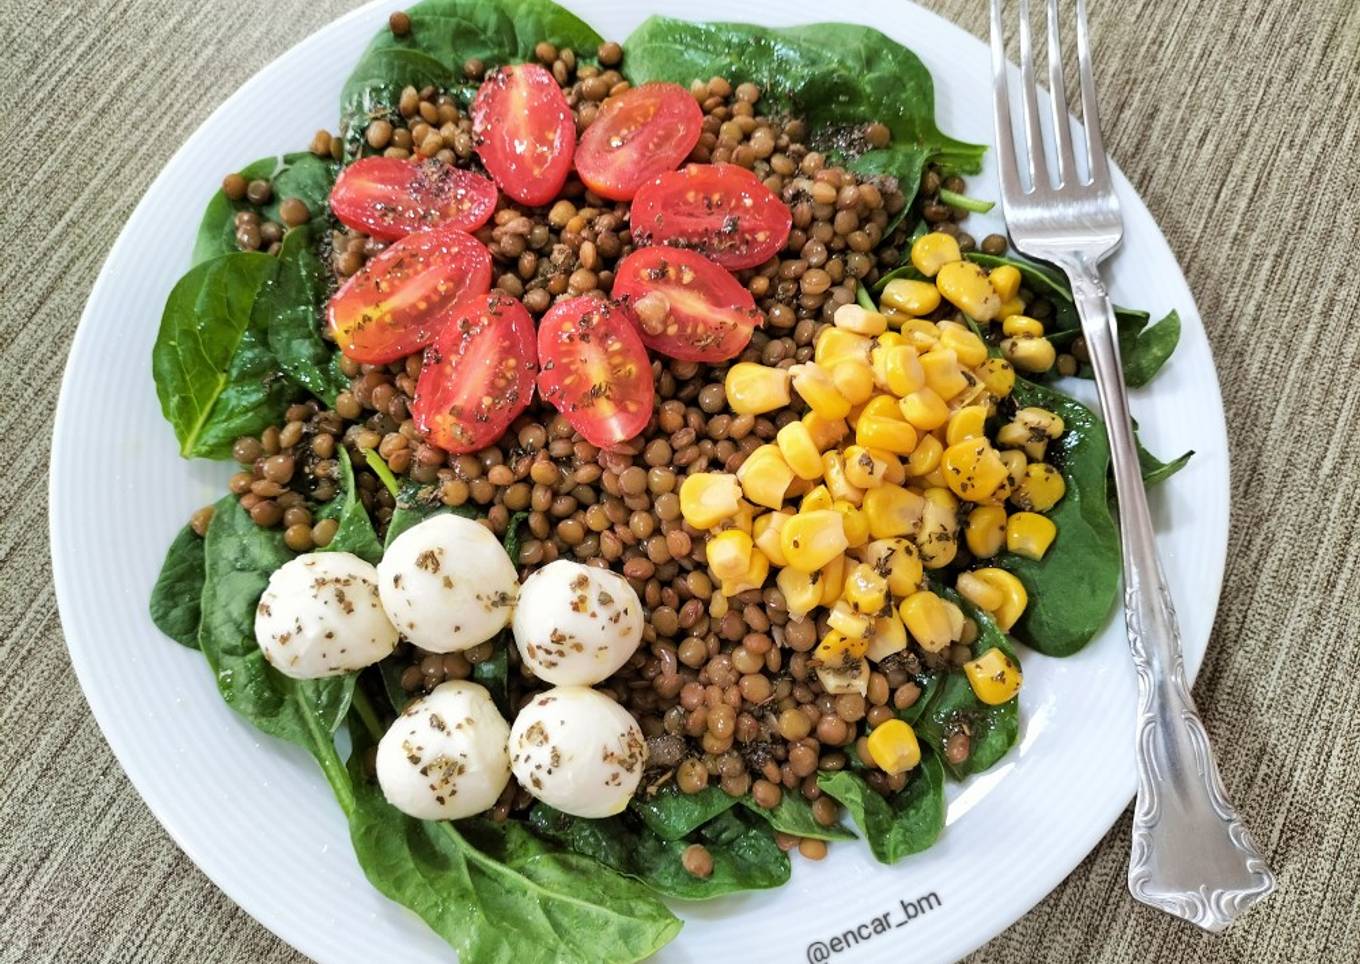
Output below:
[965,504,1008,558]
[941,438,1009,502]
[819,554,846,607]
[910,231,962,277]
[679,472,742,529]
[719,499,756,535]
[706,529,753,581]
[877,330,907,349]
[863,538,924,596]
[816,660,869,696]
[822,451,865,505]
[898,316,942,353]
[843,445,889,490]
[833,303,888,336]
[974,357,1015,398]
[832,499,870,547]
[938,325,990,367]
[1012,463,1066,512]
[919,348,970,401]
[842,563,889,614]
[904,434,944,477]
[831,359,876,406]
[777,565,821,619]
[774,422,823,481]
[994,420,1044,463]
[1006,511,1057,560]
[724,362,791,415]
[862,484,926,540]
[865,613,908,662]
[995,295,1026,320]
[815,327,874,367]
[1002,315,1045,338]
[753,510,792,567]
[856,414,919,455]
[899,590,956,652]
[999,450,1027,489]
[722,546,770,597]
[860,394,906,423]
[1016,406,1065,439]
[918,487,959,569]
[946,405,988,444]
[956,570,1005,612]
[920,466,950,490]
[828,599,873,641]
[881,454,907,486]
[880,278,942,316]
[971,568,1028,630]
[964,647,1023,705]
[800,484,833,513]
[866,719,921,774]
[935,261,1001,322]
[1001,336,1057,373]
[791,363,852,420]
[900,388,950,430]
[881,345,927,397]
[736,444,795,510]
[781,509,849,572]
[802,411,849,451]
[988,264,1022,301]
[815,628,870,666]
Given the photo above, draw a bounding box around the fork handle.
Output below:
[1062,259,1276,932]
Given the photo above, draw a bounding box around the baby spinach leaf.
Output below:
[529,804,790,901]
[193,153,337,265]
[258,225,347,406]
[739,791,856,841]
[317,447,384,565]
[377,657,413,715]
[1138,437,1194,487]
[384,480,478,548]
[623,18,984,195]
[633,784,738,840]
[152,252,302,459]
[899,671,942,726]
[816,745,946,864]
[197,497,355,773]
[340,48,459,162]
[149,524,206,649]
[1122,309,1181,388]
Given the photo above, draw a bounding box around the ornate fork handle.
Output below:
[1062,258,1276,931]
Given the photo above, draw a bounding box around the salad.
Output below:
[146,1,1190,960]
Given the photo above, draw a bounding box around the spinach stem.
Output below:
[937,188,995,213]
[364,449,401,499]
[301,692,355,817]
[352,686,386,743]
[855,283,878,313]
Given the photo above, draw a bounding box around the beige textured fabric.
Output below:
[2,0,1358,960]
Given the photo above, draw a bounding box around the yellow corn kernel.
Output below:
[974,358,1015,399]
[862,483,926,540]
[771,423,821,482]
[904,433,944,477]
[999,449,1027,488]
[833,302,888,336]
[722,546,770,597]
[971,568,1028,630]
[709,592,729,619]
[816,659,869,696]
[881,455,906,486]
[842,563,889,614]
[877,330,906,349]
[815,327,874,367]
[943,598,965,640]
[995,295,1026,320]
[1016,406,1065,439]
[918,487,959,570]
[802,411,849,451]
[830,359,876,406]
[938,324,990,367]
[920,466,950,490]
[866,612,908,662]
[956,570,1005,612]
[994,419,1045,462]
[679,472,742,530]
[941,438,1009,502]
[945,405,988,444]
[814,629,868,666]
[964,648,1023,705]
[1012,463,1067,512]
[899,590,956,652]
[935,261,1001,322]
[791,363,852,420]
[988,264,1022,301]
[718,499,756,535]
[822,451,865,505]
[856,414,919,456]
[800,483,833,513]
[965,504,1008,558]
[863,538,924,596]
[777,565,822,620]
[780,509,848,572]
[898,317,941,353]
[866,718,921,774]
[919,348,969,401]
[910,231,962,277]
[880,278,942,316]
[828,599,873,641]
[706,529,753,581]
[736,444,795,510]
[1001,336,1057,373]
[843,445,889,490]
[752,510,791,567]
[724,362,791,415]
[832,499,870,548]
[884,345,927,397]
[819,553,846,607]
[900,388,950,431]
[860,394,906,423]
[1006,511,1057,560]
[1002,315,1045,337]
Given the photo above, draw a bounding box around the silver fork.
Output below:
[989,0,1276,932]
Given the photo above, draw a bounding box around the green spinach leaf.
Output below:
[816,745,946,864]
[739,791,856,841]
[385,480,478,548]
[1122,309,1181,388]
[632,784,738,840]
[1138,437,1194,487]
[193,153,336,265]
[149,524,206,649]
[258,225,347,406]
[317,447,384,565]
[340,48,459,162]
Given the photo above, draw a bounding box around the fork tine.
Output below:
[1017,0,1050,193]
[989,0,1024,205]
[1075,0,1109,187]
[1045,0,1078,186]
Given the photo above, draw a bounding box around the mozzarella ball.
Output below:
[509,686,646,818]
[512,560,643,685]
[254,551,397,679]
[376,680,512,820]
[377,514,518,653]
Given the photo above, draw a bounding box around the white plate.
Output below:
[49,1,1228,961]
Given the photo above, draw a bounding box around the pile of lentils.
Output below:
[191,29,1020,862]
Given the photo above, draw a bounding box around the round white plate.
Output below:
[50,1,1228,961]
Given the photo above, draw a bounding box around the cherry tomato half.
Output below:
[326,224,492,365]
[574,82,703,202]
[611,247,760,362]
[537,297,654,448]
[629,163,793,270]
[411,292,537,454]
[472,63,575,207]
[329,156,498,241]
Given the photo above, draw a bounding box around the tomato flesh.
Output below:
[537,297,654,448]
[326,224,492,364]
[574,83,703,202]
[472,64,575,207]
[629,163,793,270]
[611,247,760,362]
[329,156,497,241]
[411,293,537,454]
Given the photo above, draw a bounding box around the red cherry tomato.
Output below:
[629,163,793,270]
[472,64,575,207]
[326,224,492,365]
[611,247,760,362]
[537,297,654,448]
[574,83,703,202]
[329,156,497,241]
[411,293,537,454]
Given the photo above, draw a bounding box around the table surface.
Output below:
[4,0,1359,961]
